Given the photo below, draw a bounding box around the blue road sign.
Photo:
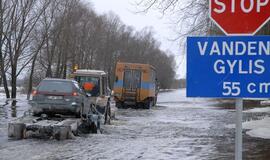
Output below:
[187,36,270,98]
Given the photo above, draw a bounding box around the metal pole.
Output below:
[235,98,243,160]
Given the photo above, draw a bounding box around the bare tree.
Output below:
[2,0,50,98]
[0,0,11,98]
[135,0,214,37]
[135,0,270,36]
[26,0,61,99]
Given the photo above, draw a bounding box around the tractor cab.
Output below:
[73,69,111,123]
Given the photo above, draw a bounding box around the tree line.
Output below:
[0,0,176,99]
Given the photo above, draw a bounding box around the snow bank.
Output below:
[243,117,270,139]
[226,116,270,139]
[246,128,270,139]
[244,107,270,113]
[261,100,270,106]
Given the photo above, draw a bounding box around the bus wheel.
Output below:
[144,100,153,109]
[154,97,157,106]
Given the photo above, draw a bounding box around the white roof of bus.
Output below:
[74,69,106,76]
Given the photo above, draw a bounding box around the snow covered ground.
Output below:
[0,89,270,159]
[0,91,30,143]
[158,90,270,142]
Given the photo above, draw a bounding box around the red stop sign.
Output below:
[210,0,270,35]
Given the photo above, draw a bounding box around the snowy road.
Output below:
[1,89,270,160]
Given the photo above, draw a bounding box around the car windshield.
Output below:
[38,80,73,93]
[75,76,100,96]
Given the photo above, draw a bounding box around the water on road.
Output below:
[0,90,270,160]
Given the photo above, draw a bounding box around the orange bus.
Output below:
[113,62,158,109]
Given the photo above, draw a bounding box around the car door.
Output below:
[96,76,110,108]
[74,82,90,114]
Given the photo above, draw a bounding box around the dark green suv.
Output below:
[31,78,91,117]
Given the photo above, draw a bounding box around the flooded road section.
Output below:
[1,90,270,160]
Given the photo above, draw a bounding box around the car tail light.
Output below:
[32,90,38,96]
[72,92,79,96]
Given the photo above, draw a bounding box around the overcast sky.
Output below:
[85,0,185,78]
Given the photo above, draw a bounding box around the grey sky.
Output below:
[85,0,185,78]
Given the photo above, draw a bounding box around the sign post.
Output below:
[235,99,243,160]
[187,1,270,160]
[187,35,270,160]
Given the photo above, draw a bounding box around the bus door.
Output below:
[123,69,141,99]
